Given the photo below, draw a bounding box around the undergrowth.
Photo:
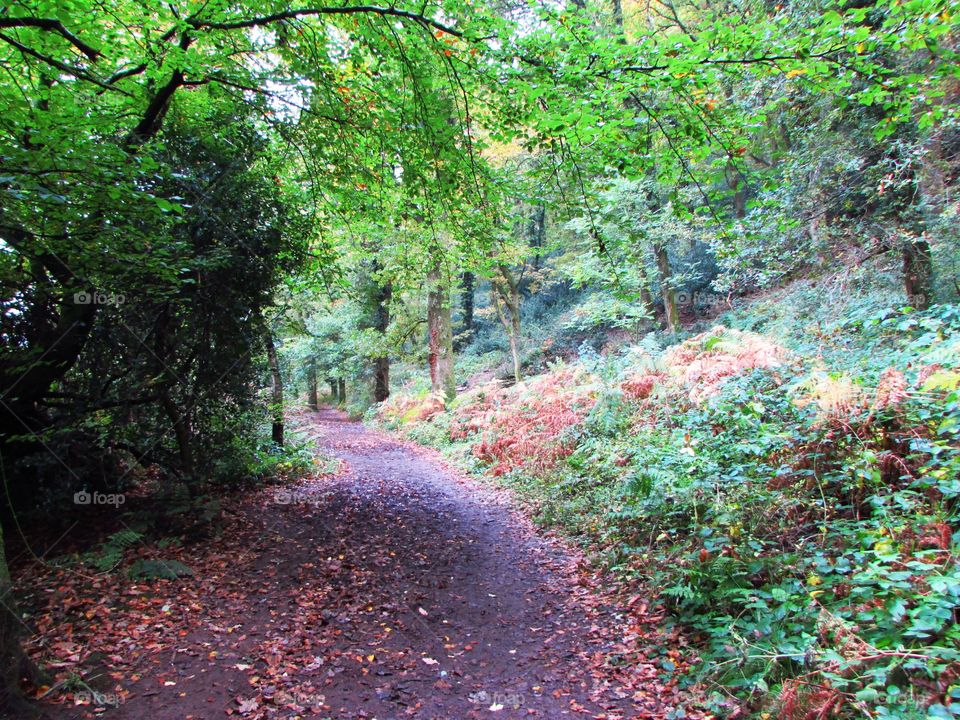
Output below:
[376,299,960,719]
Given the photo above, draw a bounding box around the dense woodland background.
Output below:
[1,0,959,716]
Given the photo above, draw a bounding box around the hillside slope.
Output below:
[375,268,960,719]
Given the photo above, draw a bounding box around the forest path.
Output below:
[42,407,682,720]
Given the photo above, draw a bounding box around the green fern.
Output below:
[703,335,742,354]
[85,529,143,572]
[128,558,193,580]
[622,468,673,499]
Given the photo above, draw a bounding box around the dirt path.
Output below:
[37,408,685,720]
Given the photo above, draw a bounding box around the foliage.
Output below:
[83,530,145,574]
[127,558,194,581]
[452,363,598,476]
[383,290,960,718]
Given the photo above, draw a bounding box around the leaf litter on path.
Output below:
[18,407,703,719]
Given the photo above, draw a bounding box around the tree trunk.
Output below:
[456,272,475,349]
[154,306,193,476]
[897,147,933,310]
[725,161,748,219]
[906,130,947,310]
[374,281,392,402]
[492,267,523,383]
[0,517,46,718]
[0,519,33,719]
[160,393,194,477]
[528,206,546,271]
[427,267,456,403]
[307,362,318,411]
[337,378,346,405]
[655,243,680,334]
[610,0,623,29]
[266,333,283,447]
[506,328,521,384]
[903,237,933,309]
[640,284,658,329]
[357,266,392,402]
[374,358,390,403]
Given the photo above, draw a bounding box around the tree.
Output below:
[565,178,706,333]
[427,263,457,403]
[266,333,285,447]
[307,361,320,411]
[358,263,394,403]
[456,272,476,349]
[3,0,958,710]
[0,0,501,707]
[492,265,524,382]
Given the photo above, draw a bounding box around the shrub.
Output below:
[383,302,960,719]
[463,364,597,476]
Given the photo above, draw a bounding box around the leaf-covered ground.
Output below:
[17,408,699,719]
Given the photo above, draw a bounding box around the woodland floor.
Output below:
[21,408,696,720]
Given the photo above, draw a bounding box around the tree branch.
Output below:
[186,5,464,38]
[105,63,147,85]
[127,35,192,145]
[0,32,125,94]
[0,16,100,60]
[615,45,850,74]
[38,394,162,411]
